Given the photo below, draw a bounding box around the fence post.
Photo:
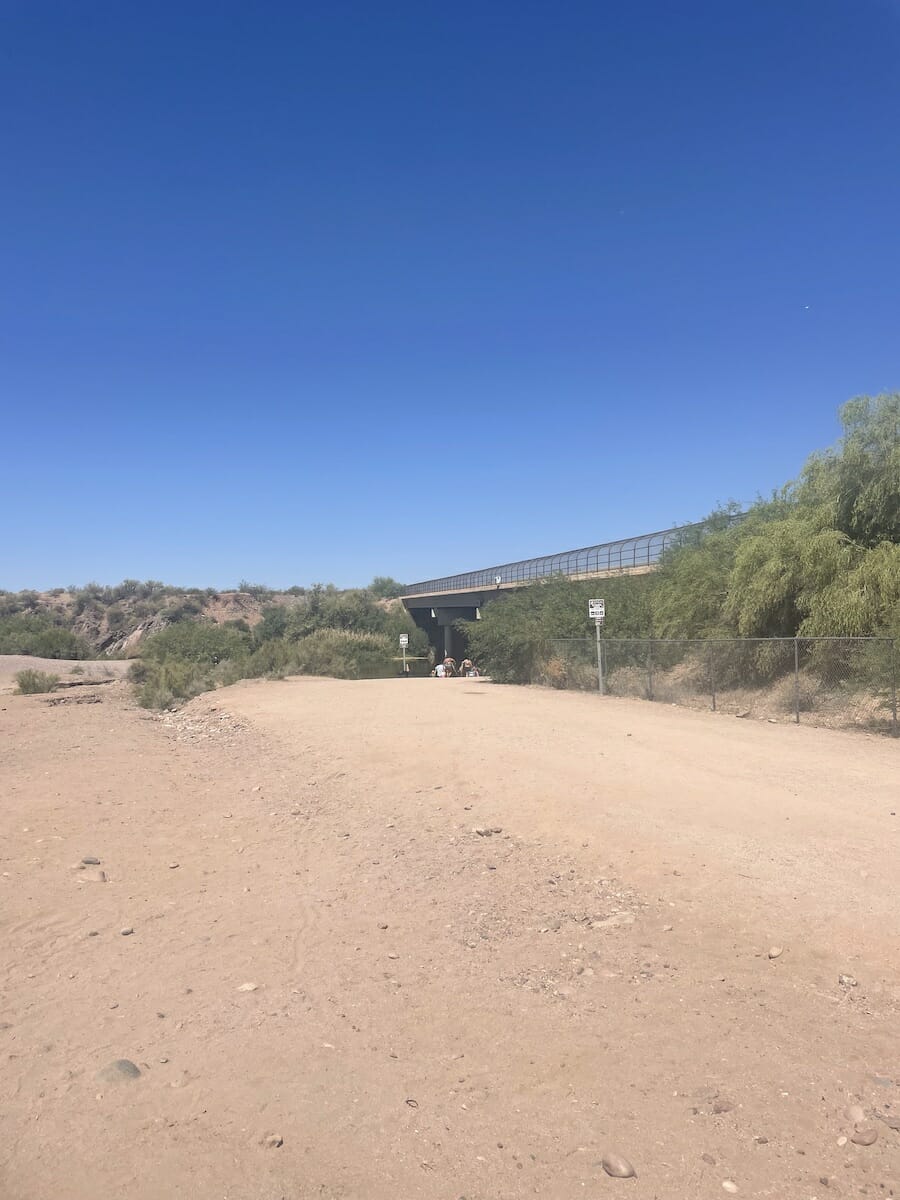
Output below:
[891,640,898,737]
[647,640,654,701]
[793,637,801,725]
[709,643,716,712]
[596,625,605,696]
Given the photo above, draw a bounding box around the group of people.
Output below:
[432,655,480,679]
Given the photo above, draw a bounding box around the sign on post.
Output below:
[399,632,409,675]
[589,600,606,695]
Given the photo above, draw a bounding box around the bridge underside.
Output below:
[401,565,654,660]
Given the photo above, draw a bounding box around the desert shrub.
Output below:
[141,622,250,665]
[368,576,405,599]
[131,623,252,707]
[535,654,597,690]
[464,574,655,684]
[127,660,149,683]
[136,660,214,710]
[254,605,290,643]
[166,600,202,623]
[292,629,394,678]
[15,669,60,694]
[770,674,819,714]
[0,613,91,659]
[237,580,276,599]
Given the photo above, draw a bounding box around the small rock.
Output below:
[702,1153,716,1165]
[237,982,258,992]
[838,973,858,988]
[846,1104,865,1125]
[722,1183,739,1195]
[261,1134,283,1148]
[120,927,134,936]
[755,1136,768,1144]
[850,1127,877,1146]
[159,1057,169,1063]
[387,953,399,960]
[378,923,389,930]
[168,863,179,869]
[592,913,635,929]
[836,1136,847,1147]
[81,856,101,865]
[97,1059,141,1082]
[768,946,783,959]
[601,1152,636,1178]
[87,930,98,937]
[875,1109,900,1132]
[474,827,492,837]
[491,826,502,834]
[712,1100,734,1114]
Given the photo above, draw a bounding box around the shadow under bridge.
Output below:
[400,517,737,660]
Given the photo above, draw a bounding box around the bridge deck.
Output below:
[402,518,732,599]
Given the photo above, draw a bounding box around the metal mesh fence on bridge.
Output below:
[402,515,743,597]
[544,637,898,736]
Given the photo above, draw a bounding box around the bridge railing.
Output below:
[402,516,741,597]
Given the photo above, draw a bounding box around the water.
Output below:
[356,657,433,680]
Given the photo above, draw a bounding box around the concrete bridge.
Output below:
[401,518,724,658]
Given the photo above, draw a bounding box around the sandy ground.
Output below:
[0,655,131,695]
[1,669,899,1200]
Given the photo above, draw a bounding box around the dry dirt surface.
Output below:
[0,656,132,695]
[1,670,899,1200]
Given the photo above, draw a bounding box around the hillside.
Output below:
[0,580,409,660]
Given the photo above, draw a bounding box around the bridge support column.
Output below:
[443,625,454,658]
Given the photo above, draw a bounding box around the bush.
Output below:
[369,576,405,599]
[141,622,251,665]
[136,660,214,710]
[292,629,395,678]
[15,669,60,694]
[464,574,656,684]
[0,613,91,659]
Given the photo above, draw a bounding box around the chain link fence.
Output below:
[544,637,899,736]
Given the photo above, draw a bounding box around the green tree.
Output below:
[368,576,405,599]
[798,393,900,546]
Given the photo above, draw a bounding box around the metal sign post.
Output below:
[399,633,409,674]
[589,599,606,695]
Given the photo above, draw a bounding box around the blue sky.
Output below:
[2,1,898,590]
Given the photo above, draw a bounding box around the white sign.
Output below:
[399,634,409,647]
[589,598,606,623]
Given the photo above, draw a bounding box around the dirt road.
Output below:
[2,672,898,1199]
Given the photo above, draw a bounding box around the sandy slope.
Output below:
[1,671,898,1200]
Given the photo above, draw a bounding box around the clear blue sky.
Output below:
[2,1,898,591]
